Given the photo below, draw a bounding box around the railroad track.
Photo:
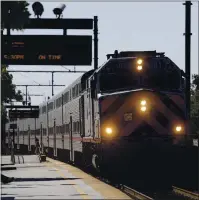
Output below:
[80,165,198,200]
[172,186,199,200]
[120,185,199,200]
[121,185,154,200]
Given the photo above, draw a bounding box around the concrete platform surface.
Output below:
[1,156,130,199]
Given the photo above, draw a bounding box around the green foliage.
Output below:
[191,74,199,137]
[1,65,23,104]
[192,74,199,90]
[1,1,31,31]
[1,65,23,127]
[1,1,31,141]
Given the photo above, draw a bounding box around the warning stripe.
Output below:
[146,113,168,135]
[157,93,185,119]
[150,93,183,122]
[131,121,159,137]
[100,95,118,113]
[169,94,185,111]
[100,91,185,138]
[101,93,131,124]
[154,111,169,128]
[121,118,143,136]
[103,94,168,136]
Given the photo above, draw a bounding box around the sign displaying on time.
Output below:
[9,110,39,119]
[2,35,92,66]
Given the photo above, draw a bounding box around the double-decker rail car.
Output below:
[5,50,189,188]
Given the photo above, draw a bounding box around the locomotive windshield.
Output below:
[99,57,181,93]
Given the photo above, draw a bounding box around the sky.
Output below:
[8,2,198,105]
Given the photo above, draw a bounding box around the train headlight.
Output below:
[140,106,147,112]
[140,100,147,106]
[137,59,143,65]
[136,58,143,71]
[105,127,113,135]
[175,125,182,132]
[137,65,143,71]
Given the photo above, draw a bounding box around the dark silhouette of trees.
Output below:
[1,1,31,142]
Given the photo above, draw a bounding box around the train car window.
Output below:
[58,97,61,107]
[72,87,75,98]
[76,85,79,96]
[66,92,69,103]
[63,91,69,104]
[48,102,54,111]
[79,83,81,94]
[39,107,42,115]
[65,124,69,134]
[75,86,76,97]
[77,121,79,132]
[81,81,86,91]
[75,85,77,97]
[73,122,76,132]
[42,106,46,114]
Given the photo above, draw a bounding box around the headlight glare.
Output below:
[137,59,143,65]
[140,106,147,112]
[175,126,182,132]
[105,127,112,135]
[141,100,146,106]
[137,65,143,71]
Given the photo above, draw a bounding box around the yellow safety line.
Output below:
[44,162,91,199]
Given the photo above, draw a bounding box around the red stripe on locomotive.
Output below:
[99,90,186,138]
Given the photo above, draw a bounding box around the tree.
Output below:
[1,1,31,31]
[1,65,23,141]
[192,74,199,90]
[190,74,199,138]
[1,1,31,142]
[1,65,23,104]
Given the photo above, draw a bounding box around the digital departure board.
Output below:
[9,110,39,119]
[2,35,92,65]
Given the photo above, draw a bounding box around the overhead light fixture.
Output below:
[32,2,44,18]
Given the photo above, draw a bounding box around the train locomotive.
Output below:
[6,50,188,188]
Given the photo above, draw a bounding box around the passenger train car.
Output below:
[6,50,188,187]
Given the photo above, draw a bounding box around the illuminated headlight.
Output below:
[137,59,143,65]
[175,126,182,132]
[140,100,146,106]
[140,106,147,112]
[137,65,143,71]
[105,127,112,135]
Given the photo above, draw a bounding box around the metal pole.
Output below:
[93,16,98,70]
[34,118,36,138]
[25,85,28,105]
[13,128,15,146]
[7,11,11,36]
[63,29,67,35]
[52,72,54,96]
[183,1,192,123]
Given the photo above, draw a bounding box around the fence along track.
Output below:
[121,185,154,200]
[172,186,199,200]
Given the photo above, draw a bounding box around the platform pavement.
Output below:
[1,155,130,199]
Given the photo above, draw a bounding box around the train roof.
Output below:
[38,69,95,107]
[106,50,165,59]
[96,50,182,73]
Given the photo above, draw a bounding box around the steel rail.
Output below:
[172,186,199,200]
[121,185,154,200]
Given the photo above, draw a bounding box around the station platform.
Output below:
[1,155,130,199]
